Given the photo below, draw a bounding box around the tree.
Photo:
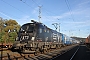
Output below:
[1,34,9,43]
[4,19,20,32]
[0,31,5,43]
[0,17,6,32]
[0,18,21,43]
[9,32,17,42]
[5,19,18,26]
[4,26,14,32]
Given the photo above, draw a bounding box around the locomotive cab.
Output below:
[18,23,36,42]
[12,22,38,51]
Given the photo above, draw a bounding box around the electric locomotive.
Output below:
[12,20,62,53]
[12,20,78,53]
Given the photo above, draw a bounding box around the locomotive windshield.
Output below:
[20,23,34,33]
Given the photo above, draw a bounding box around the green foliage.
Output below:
[9,32,17,42]
[1,34,8,43]
[4,26,14,32]
[0,17,6,32]
[0,31,5,42]
[0,17,21,43]
[9,32,17,37]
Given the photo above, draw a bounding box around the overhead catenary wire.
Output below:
[0,10,20,19]
[1,0,28,20]
[0,11,12,19]
[20,0,42,22]
[20,0,34,9]
[65,0,75,21]
[32,0,39,6]
[31,0,59,16]
[22,0,54,22]
[1,0,26,14]
[31,0,60,23]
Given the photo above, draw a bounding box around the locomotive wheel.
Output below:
[56,45,61,49]
[34,48,40,56]
[39,47,44,53]
[19,46,25,52]
[43,48,48,53]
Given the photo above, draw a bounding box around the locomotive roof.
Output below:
[22,20,62,34]
[20,20,76,42]
[22,22,62,33]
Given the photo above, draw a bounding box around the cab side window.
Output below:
[39,28,42,33]
[47,30,49,33]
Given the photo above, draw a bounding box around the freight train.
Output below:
[12,20,78,53]
[85,35,90,48]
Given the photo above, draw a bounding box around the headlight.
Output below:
[24,36,29,39]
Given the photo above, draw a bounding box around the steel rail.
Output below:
[70,46,80,60]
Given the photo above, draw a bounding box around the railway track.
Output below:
[70,46,80,60]
[0,44,79,60]
[52,44,81,60]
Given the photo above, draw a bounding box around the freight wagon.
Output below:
[85,35,90,48]
[0,43,12,48]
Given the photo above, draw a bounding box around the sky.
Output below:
[0,0,90,38]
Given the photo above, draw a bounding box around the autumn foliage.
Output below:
[0,17,20,43]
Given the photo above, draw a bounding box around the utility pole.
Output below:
[57,18,60,33]
[58,23,60,33]
[38,6,42,22]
